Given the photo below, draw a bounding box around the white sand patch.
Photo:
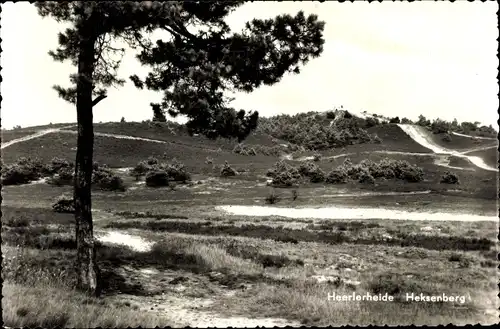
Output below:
[96,231,153,252]
[397,124,452,154]
[218,205,497,222]
[318,190,431,198]
[139,268,159,275]
[115,167,133,173]
[29,177,48,185]
[296,152,355,162]
[466,155,497,171]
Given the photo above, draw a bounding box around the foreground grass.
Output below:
[1,196,497,326]
[2,282,178,328]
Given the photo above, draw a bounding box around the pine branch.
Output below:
[92,94,107,107]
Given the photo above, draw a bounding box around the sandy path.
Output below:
[95,228,300,327]
[451,132,497,140]
[1,125,76,149]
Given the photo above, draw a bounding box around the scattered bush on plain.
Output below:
[266,160,301,187]
[130,157,191,183]
[440,171,459,184]
[220,161,237,177]
[1,157,44,185]
[325,158,424,185]
[52,194,75,214]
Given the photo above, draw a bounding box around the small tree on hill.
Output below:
[151,103,167,122]
[36,1,325,296]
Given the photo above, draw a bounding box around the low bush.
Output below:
[442,134,452,142]
[92,167,126,191]
[129,161,150,180]
[220,162,237,177]
[364,117,380,128]
[232,143,257,156]
[163,160,191,182]
[52,195,75,214]
[1,157,44,185]
[265,190,280,204]
[130,158,190,183]
[326,158,424,184]
[358,172,375,184]
[266,161,301,187]
[325,168,349,184]
[298,162,325,183]
[43,157,73,176]
[145,171,169,187]
[440,171,459,184]
[47,167,74,186]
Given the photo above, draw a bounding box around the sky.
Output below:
[1,1,498,129]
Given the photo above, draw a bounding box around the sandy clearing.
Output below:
[96,231,153,252]
[218,205,497,222]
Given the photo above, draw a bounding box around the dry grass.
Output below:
[2,282,179,328]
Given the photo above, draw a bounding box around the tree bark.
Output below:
[74,30,100,296]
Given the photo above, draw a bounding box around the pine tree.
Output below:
[36,1,325,296]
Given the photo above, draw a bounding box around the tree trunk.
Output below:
[74,31,100,296]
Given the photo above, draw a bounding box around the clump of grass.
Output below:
[233,143,257,156]
[220,161,237,177]
[369,273,431,302]
[52,194,75,214]
[265,189,280,204]
[448,252,473,268]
